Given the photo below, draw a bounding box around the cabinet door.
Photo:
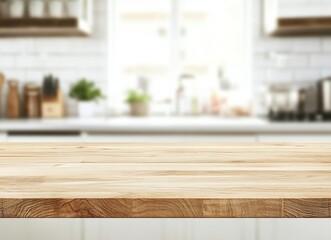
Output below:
[258,219,331,240]
[83,219,163,240]
[83,219,256,240]
[187,219,256,240]
[0,219,81,240]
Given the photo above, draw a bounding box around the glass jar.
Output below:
[67,0,82,18]
[24,83,41,118]
[9,0,25,18]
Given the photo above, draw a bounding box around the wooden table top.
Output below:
[0,142,331,218]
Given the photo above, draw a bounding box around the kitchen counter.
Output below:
[1,142,331,218]
[1,117,331,133]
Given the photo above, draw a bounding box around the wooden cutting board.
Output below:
[0,142,331,218]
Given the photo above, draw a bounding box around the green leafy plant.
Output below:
[69,79,104,101]
[125,90,151,104]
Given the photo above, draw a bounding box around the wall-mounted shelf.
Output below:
[271,17,331,37]
[0,0,93,37]
[0,18,91,37]
[264,0,331,37]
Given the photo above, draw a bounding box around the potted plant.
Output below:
[69,79,103,118]
[125,90,150,117]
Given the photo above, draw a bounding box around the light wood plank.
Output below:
[0,143,330,218]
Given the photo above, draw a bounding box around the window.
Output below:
[108,0,251,115]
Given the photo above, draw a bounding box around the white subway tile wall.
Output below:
[279,0,331,18]
[0,0,108,116]
[253,0,331,86]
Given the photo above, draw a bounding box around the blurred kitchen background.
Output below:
[0,0,331,144]
[0,0,331,127]
[1,0,331,239]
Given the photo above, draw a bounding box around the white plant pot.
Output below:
[49,0,63,18]
[9,0,25,18]
[78,101,95,118]
[29,0,45,18]
[67,0,82,18]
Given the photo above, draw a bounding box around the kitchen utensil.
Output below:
[267,84,301,121]
[42,75,65,118]
[318,77,331,120]
[303,85,319,120]
[267,82,323,121]
[43,74,59,98]
[6,80,20,118]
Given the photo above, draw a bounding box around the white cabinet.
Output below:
[184,219,256,240]
[258,219,331,240]
[83,219,256,240]
[84,219,163,240]
[0,219,81,240]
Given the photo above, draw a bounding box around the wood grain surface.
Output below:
[0,142,331,218]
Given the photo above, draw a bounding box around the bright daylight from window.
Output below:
[108,0,251,116]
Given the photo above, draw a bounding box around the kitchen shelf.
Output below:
[271,17,331,37]
[263,0,331,37]
[0,18,91,37]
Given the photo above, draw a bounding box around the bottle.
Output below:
[7,80,20,118]
[177,74,199,115]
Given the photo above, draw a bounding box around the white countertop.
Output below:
[1,117,331,133]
